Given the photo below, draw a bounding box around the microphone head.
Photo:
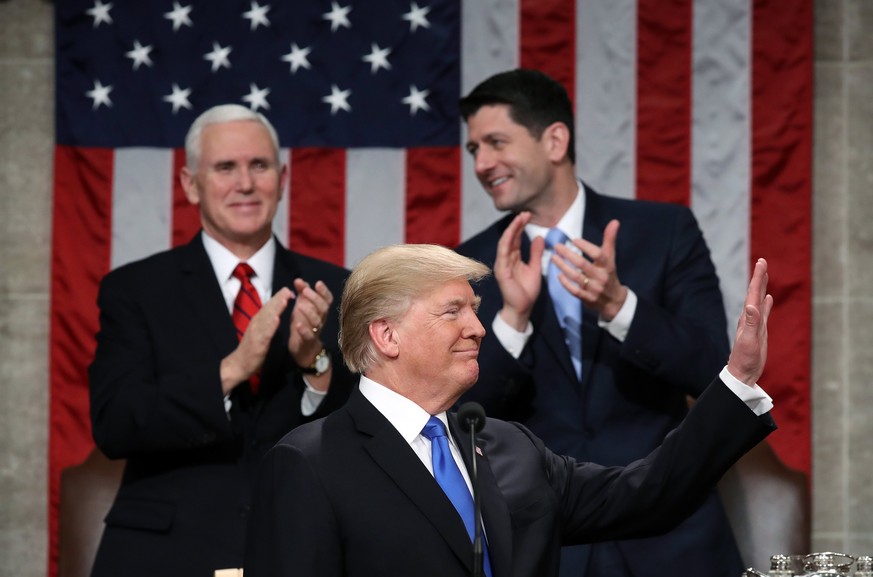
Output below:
[457,402,486,433]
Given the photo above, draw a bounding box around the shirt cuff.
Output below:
[492,313,533,359]
[719,366,774,416]
[597,288,637,342]
[301,375,328,416]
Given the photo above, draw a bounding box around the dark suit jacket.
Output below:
[455,186,738,576]
[244,380,774,577]
[88,233,356,577]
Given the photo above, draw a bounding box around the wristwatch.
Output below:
[300,348,331,377]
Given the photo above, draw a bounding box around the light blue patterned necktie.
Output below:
[421,416,493,577]
[545,228,583,379]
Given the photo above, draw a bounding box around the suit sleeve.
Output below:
[88,269,237,458]
[620,206,730,397]
[551,380,775,543]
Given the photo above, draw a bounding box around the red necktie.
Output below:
[232,263,263,393]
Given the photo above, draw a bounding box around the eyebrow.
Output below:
[442,295,481,311]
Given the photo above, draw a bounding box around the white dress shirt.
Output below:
[359,375,475,494]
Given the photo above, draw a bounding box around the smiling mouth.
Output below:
[230,201,261,209]
[488,176,510,188]
[454,349,480,357]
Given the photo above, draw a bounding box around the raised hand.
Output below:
[288,278,334,366]
[221,287,294,394]
[493,211,545,331]
[726,258,774,385]
[552,219,628,321]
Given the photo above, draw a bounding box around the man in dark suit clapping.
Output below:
[456,68,742,577]
[88,104,356,577]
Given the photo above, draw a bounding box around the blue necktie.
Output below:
[421,416,493,577]
[545,228,582,379]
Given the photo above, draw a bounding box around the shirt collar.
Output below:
[525,180,586,242]
[201,230,276,290]
[358,375,449,445]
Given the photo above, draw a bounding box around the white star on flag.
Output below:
[401,85,430,115]
[204,42,232,72]
[164,2,193,32]
[322,85,351,115]
[323,2,352,32]
[125,40,154,71]
[85,79,113,110]
[362,44,392,74]
[162,83,192,114]
[281,43,312,74]
[242,83,271,111]
[242,2,271,31]
[402,2,431,33]
[86,0,113,28]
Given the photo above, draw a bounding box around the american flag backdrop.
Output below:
[49,0,812,574]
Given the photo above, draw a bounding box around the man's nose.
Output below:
[474,148,495,175]
[467,314,486,339]
[237,167,254,191]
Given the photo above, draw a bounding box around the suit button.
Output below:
[585,428,596,439]
[239,505,250,518]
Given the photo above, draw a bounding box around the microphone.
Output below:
[457,402,487,577]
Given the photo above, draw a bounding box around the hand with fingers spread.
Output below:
[727,258,773,385]
[551,218,628,321]
[493,211,546,331]
[221,288,294,394]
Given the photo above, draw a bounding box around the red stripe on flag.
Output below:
[48,146,112,576]
[405,147,461,245]
[289,148,346,266]
[519,0,576,101]
[635,0,693,205]
[172,148,200,247]
[751,0,813,474]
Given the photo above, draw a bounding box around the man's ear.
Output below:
[369,319,399,359]
[278,163,288,202]
[543,122,571,163]
[179,166,201,206]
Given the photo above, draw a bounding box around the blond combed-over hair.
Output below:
[339,244,490,374]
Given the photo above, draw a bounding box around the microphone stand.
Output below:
[459,402,486,577]
[469,427,484,577]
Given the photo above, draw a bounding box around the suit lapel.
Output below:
[347,392,475,574]
[271,241,301,353]
[449,414,512,577]
[179,234,238,356]
[579,187,612,389]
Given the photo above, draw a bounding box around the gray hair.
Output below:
[339,244,490,373]
[184,104,280,172]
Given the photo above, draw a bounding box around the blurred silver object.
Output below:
[742,552,873,576]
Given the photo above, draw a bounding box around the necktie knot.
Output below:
[421,416,448,442]
[233,262,256,283]
[545,227,569,251]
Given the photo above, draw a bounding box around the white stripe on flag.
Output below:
[345,149,406,268]
[692,0,751,331]
[112,148,172,269]
[576,0,637,200]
